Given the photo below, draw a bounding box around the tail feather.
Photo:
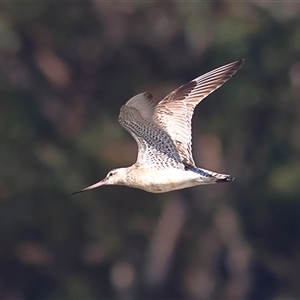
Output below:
[211,171,235,183]
[215,175,235,183]
[198,167,235,183]
[186,165,235,183]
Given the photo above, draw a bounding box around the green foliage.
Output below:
[1,2,300,299]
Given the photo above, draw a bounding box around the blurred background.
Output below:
[1,1,300,299]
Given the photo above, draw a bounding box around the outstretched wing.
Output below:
[154,60,244,166]
[118,92,183,168]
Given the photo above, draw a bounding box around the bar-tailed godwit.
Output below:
[73,60,244,194]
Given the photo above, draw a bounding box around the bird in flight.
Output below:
[73,59,244,194]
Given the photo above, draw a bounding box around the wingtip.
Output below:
[221,59,244,77]
[237,59,245,67]
[143,91,153,100]
[232,59,245,69]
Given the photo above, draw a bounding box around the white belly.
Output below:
[128,168,214,193]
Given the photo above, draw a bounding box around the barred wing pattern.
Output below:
[154,60,244,166]
[119,60,244,168]
[118,92,183,169]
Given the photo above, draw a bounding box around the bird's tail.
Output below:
[215,174,235,183]
[198,167,235,183]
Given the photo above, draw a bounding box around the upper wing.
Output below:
[154,60,244,166]
[118,92,183,168]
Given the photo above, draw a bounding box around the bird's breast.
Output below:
[126,167,202,193]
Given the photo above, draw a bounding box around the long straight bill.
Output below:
[72,179,106,195]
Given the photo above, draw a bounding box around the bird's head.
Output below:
[72,168,128,194]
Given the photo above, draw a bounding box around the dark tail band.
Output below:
[216,176,235,183]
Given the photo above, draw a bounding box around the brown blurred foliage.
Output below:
[1,2,300,299]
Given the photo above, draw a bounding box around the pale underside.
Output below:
[118,60,244,170]
[124,167,214,193]
[72,60,244,194]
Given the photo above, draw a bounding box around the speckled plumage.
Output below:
[73,60,244,194]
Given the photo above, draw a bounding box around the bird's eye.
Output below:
[108,172,114,177]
